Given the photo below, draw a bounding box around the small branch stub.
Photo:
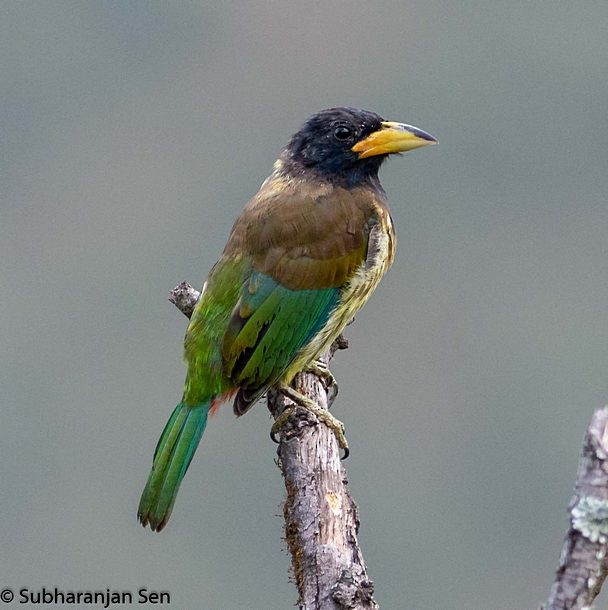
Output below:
[544,407,608,610]
[169,282,377,610]
[169,281,200,318]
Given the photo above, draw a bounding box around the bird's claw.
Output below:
[270,406,295,444]
[305,360,338,406]
[272,383,349,459]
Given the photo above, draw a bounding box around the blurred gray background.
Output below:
[2,2,608,609]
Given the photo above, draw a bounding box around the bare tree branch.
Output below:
[543,407,608,610]
[169,282,378,610]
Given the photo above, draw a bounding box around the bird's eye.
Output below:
[333,125,353,141]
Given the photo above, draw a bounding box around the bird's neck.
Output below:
[274,156,385,191]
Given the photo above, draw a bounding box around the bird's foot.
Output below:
[271,383,349,459]
[305,360,338,406]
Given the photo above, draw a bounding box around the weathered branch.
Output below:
[170,282,378,610]
[168,280,200,318]
[543,407,608,609]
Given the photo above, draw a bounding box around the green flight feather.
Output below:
[223,271,339,395]
[138,402,209,532]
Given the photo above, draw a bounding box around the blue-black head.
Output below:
[280,107,436,188]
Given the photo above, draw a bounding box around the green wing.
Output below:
[182,180,388,414]
[222,271,339,413]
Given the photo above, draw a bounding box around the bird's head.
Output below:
[279,107,436,187]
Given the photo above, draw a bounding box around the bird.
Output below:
[138,107,436,531]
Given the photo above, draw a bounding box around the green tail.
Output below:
[138,402,209,531]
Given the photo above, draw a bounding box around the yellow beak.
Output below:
[352,121,437,159]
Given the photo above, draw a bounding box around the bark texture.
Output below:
[169,282,377,610]
[543,407,608,610]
